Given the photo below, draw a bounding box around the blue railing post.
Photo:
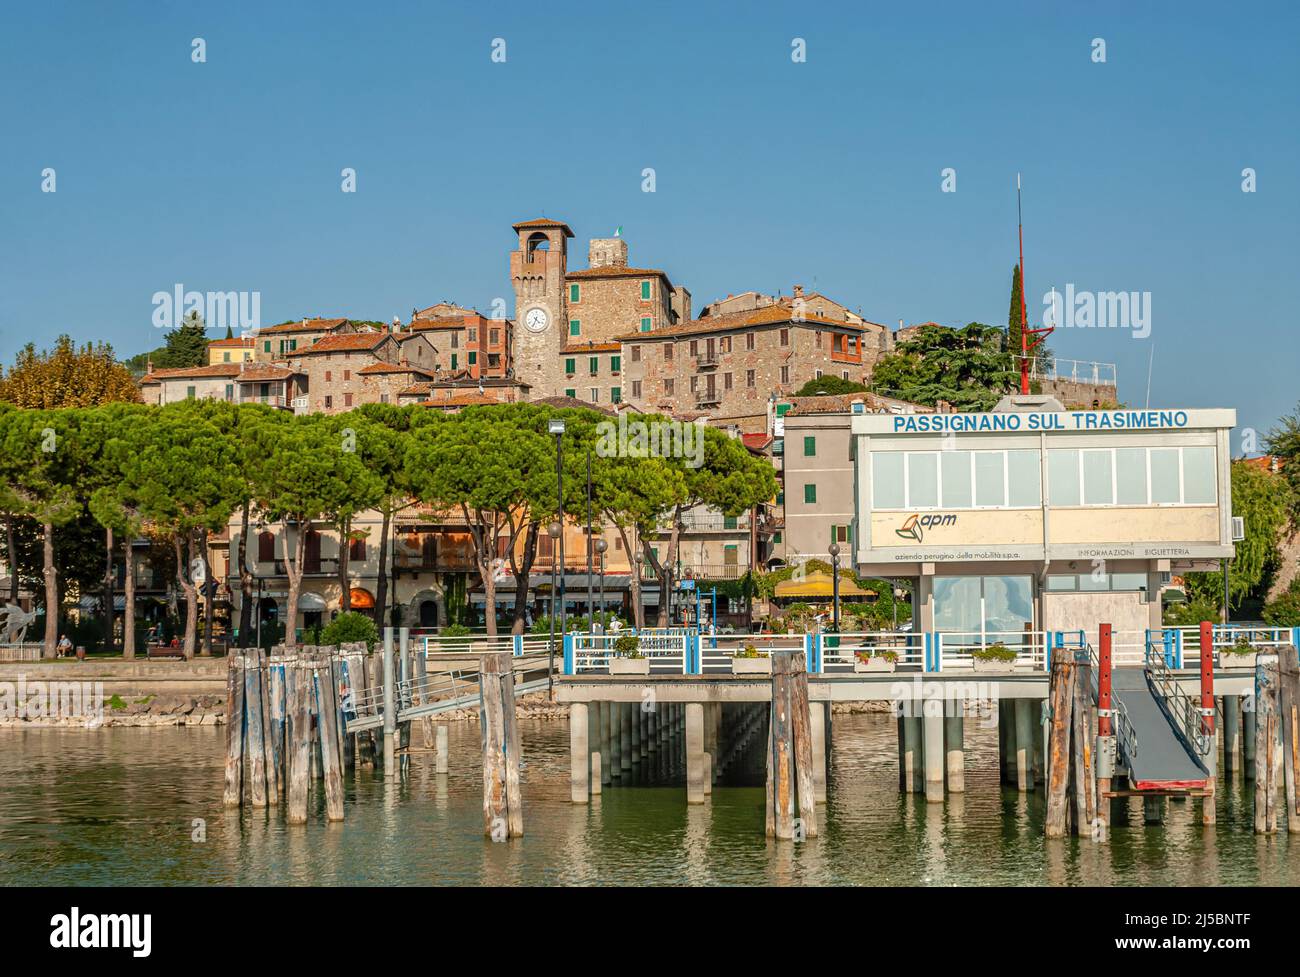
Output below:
[1174,628,1184,669]
[1162,629,1174,669]
[563,633,574,675]
[688,631,700,674]
[806,632,822,673]
[512,634,523,657]
[924,632,935,672]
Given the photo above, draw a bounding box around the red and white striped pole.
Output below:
[1199,619,1217,825]
[1098,623,1113,737]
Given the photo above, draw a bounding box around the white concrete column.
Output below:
[945,712,964,793]
[924,711,944,803]
[810,701,827,802]
[621,704,633,772]
[570,703,589,803]
[686,702,706,803]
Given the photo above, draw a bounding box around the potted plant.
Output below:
[608,633,650,675]
[854,648,897,673]
[1219,634,1257,670]
[970,642,1018,673]
[732,642,772,674]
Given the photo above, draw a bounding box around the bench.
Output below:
[146,643,185,659]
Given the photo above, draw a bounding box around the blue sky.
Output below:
[1,1,1296,443]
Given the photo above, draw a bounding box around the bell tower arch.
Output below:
[509,218,573,396]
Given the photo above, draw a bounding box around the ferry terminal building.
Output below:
[850,400,1237,644]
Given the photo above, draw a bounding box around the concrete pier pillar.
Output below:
[1243,706,1257,780]
[631,703,641,762]
[435,725,448,774]
[1034,699,1047,785]
[897,715,907,792]
[598,703,611,786]
[640,707,650,759]
[903,714,923,793]
[810,701,827,802]
[609,702,622,777]
[620,704,633,773]
[999,701,1015,785]
[646,705,657,753]
[1144,795,1166,825]
[703,751,712,795]
[945,712,965,793]
[1223,695,1239,778]
[570,703,590,803]
[1014,698,1033,792]
[924,712,944,803]
[686,702,706,803]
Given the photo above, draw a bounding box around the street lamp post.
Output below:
[586,449,595,634]
[633,551,643,631]
[829,542,841,633]
[548,419,566,644]
[595,539,607,631]
[547,521,561,692]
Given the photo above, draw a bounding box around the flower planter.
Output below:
[854,657,896,673]
[732,657,772,675]
[1219,652,1257,670]
[609,657,650,676]
[972,657,1016,674]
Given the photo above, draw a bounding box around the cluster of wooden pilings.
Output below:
[1044,646,1101,839]
[1246,650,1300,834]
[223,642,376,823]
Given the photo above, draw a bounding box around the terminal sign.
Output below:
[891,409,1191,434]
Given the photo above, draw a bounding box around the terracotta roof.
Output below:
[296,332,391,354]
[237,364,299,382]
[530,396,616,416]
[560,342,621,354]
[566,266,670,282]
[423,392,508,408]
[614,305,859,342]
[207,337,255,348]
[357,362,436,377]
[1240,455,1285,474]
[140,363,244,384]
[741,433,773,451]
[783,392,936,416]
[409,317,467,331]
[512,218,575,237]
[258,318,349,335]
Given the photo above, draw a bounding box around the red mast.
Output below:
[1017,174,1053,395]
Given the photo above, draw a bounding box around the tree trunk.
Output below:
[123,532,136,660]
[42,522,57,659]
[101,526,115,654]
[283,518,305,650]
[200,529,213,657]
[611,521,642,629]
[237,501,253,647]
[175,534,198,660]
[374,508,391,632]
[510,522,539,636]
[339,515,351,614]
[5,516,18,605]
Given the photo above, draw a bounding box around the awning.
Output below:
[349,588,375,609]
[297,592,328,611]
[774,571,876,599]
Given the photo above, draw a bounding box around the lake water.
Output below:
[1,715,1295,886]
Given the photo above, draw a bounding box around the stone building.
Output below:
[408,312,512,379]
[139,362,244,405]
[509,218,689,400]
[286,330,437,414]
[397,375,530,408]
[614,305,877,433]
[252,317,354,361]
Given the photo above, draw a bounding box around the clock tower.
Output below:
[509,217,574,397]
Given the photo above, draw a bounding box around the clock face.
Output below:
[524,307,550,333]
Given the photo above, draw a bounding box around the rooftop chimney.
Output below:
[588,237,629,269]
[793,284,804,298]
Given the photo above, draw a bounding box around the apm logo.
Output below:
[895,513,956,542]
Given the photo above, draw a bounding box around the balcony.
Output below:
[673,515,750,532]
[258,558,339,577]
[681,564,748,580]
[695,388,722,407]
[696,355,718,370]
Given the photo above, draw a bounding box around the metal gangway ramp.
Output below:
[1111,664,1210,791]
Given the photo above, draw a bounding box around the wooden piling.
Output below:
[1276,648,1300,833]
[767,651,816,838]
[479,653,522,839]
[223,652,245,808]
[287,651,311,825]
[1072,654,1097,833]
[266,653,284,802]
[315,653,345,822]
[1254,655,1279,834]
[245,651,268,808]
[1045,648,1075,838]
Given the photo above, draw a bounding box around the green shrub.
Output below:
[319,611,380,650]
[440,623,471,637]
[613,633,642,658]
[1263,579,1300,627]
[736,643,760,659]
[971,643,1017,663]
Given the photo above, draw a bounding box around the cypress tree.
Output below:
[1008,264,1024,362]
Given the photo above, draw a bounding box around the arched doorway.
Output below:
[418,599,438,628]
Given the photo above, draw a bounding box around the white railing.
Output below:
[1024,356,1117,388]
[699,633,805,672]
[570,631,690,674]
[818,631,924,671]
[935,630,1048,671]
[1109,629,1150,667]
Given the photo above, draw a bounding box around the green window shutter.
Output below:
[611,387,621,403]
[611,355,621,372]
[640,280,651,300]
[776,489,784,505]
[641,317,651,332]
[565,388,576,399]
[773,531,782,544]
[804,436,816,457]
[804,483,817,504]
[570,283,580,303]
[186,385,196,399]
[289,339,297,351]
[724,515,737,530]
[569,319,581,336]
[450,354,458,370]
[468,351,477,365]
[263,340,271,353]
[564,358,575,374]
[589,356,598,375]
[776,403,791,417]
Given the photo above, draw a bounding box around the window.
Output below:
[815,369,823,379]
[570,283,580,303]
[589,388,599,403]
[1049,572,1148,593]
[690,376,698,392]
[489,328,499,345]
[225,384,234,401]
[640,280,651,300]
[724,372,733,391]
[186,385,196,399]
[589,356,599,376]
[1081,450,1113,505]
[780,365,789,384]
[610,355,621,373]
[803,436,816,457]
[564,357,576,375]
[1007,450,1041,506]
[349,537,366,561]
[631,380,642,398]
[941,451,972,508]
[907,453,939,507]
[664,378,674,395]
[223,352,231,363]
[325,370,332,382]
[450,354,458,371]
[690,340,699,356]
[974,452,1006,507]
[746,333,755,351]
[630,346,640,363]
[779,329,790,346]
[451,332,459,348]
[263,340,271,353]
[324,395,333,409]
[569,320,581,337]
[641,317,652,332]
[565,388,576,399]
[815,331,822,348]
[746,370,755,388]
[1183,446,1216,504]
[664,344,673,361]
[258,531,275,562]
[804,483,817,504]
[832,524,850,544]
[1048,446,1216,507]
[611,386,622,404]
[1149,448,1180,503]
[721,336,732,353]
[468,328,476,342]
[344,392,353,407]
[1048,449,1081,506]
[841,371,849,381]
[1115,447,1147,505]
